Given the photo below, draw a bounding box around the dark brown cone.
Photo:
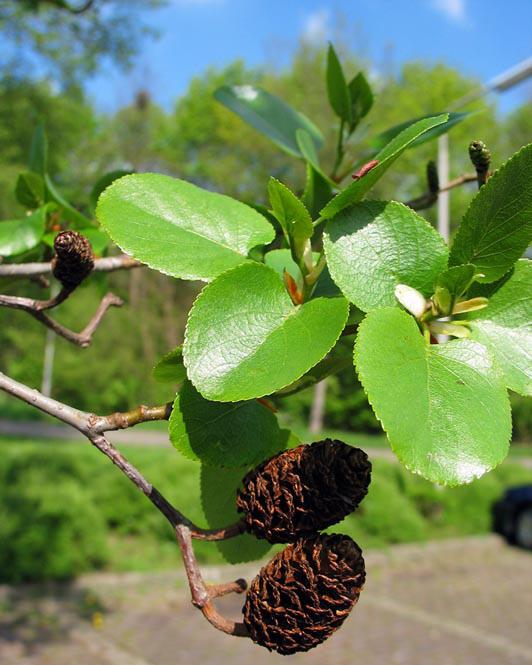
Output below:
[243,534,365,655]
[51,231,94,289]
[237,439,371,543]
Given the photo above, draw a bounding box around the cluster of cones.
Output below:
[236,439,372,655]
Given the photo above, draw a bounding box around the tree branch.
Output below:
[0,255,141,278]
[0,291,125,347]
[0,368,250,636]
[405,172,478,211]
[176,525,249,637]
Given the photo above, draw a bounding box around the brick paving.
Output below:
[1,536,531,665]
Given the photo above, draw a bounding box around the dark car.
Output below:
[493,485,532,549]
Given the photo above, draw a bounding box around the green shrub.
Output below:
[0,449,108,582]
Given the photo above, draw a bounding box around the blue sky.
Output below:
[87,0,531,114]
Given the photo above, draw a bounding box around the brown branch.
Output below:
[0,368,251,637]
[0,292,125,348]
[405,172,478,211]
[176,526,249,637]
[0,255,141,278]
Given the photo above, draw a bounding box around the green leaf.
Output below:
[435,264,477,298]
[183,262,349,401]
[326,44,352,123]
[90,169,133,211]
[264,248,302,284]
[15,172,45,209]
[302,163,333,219]
[324,201,448,311]
[153,346,186,384]
[354,308,511,485]
[348,72,373,127]
[320,114,449,219]
[268,177,312,254]
[45,174,92,228]
[434,264,477,315]
[200,465,273,564]
[370,112,470,154]
[29,122,48,176]
[169,380,283,467]
[449,144,532,282]
[214,85,323,158]
[0,208,46,257]
[97,173,275,282]
[465,260,532,396]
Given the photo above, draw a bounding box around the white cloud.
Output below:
[302,9,330,44]
[431,0,467,23]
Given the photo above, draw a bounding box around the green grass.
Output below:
[0,434,530,583]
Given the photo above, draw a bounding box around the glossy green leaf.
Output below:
[326,44,352,123]
[214,85,323,158]
[90,169,133,211]
[183,262,349,401]
[435,264,477,298]
[268,177,312,254]
[302,163,333,219]
[200,465,273,564]
[152,346,186,384]
[15,172,45,208]
[434,264,477,314]
[370,112,470,154]
[466,260,532,396]
[169,380,283,467]
[320,114,449,219]
[348,72,373,127]
[29,122,48,175]
[0,208,46,257]
[264,249,302,283]
[449,143,532,282]
[324,201,448,311]
[97,173,275,282]
[354,307,511,485]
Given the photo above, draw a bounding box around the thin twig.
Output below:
[0,370,246,541]
[11,292,124,347]
[0,255,141,278]
[406,172,477,211]
[176,526,249,637]
[0,368,250,636]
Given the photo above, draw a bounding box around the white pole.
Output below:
[41,281,59,397]
[437,133,450,242]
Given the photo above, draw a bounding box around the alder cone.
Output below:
[243,534,365,654]
[52,231,94,289]
[237,439,371,543]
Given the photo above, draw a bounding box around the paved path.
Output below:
[3,419,532,468]
[1,536,531,665]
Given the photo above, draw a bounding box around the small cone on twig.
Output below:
[469,140,491,186]
[237,439,371,543]
[243,533,365,654]
[52,231,94,289]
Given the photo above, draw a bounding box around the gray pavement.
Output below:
[1,536,531,665]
